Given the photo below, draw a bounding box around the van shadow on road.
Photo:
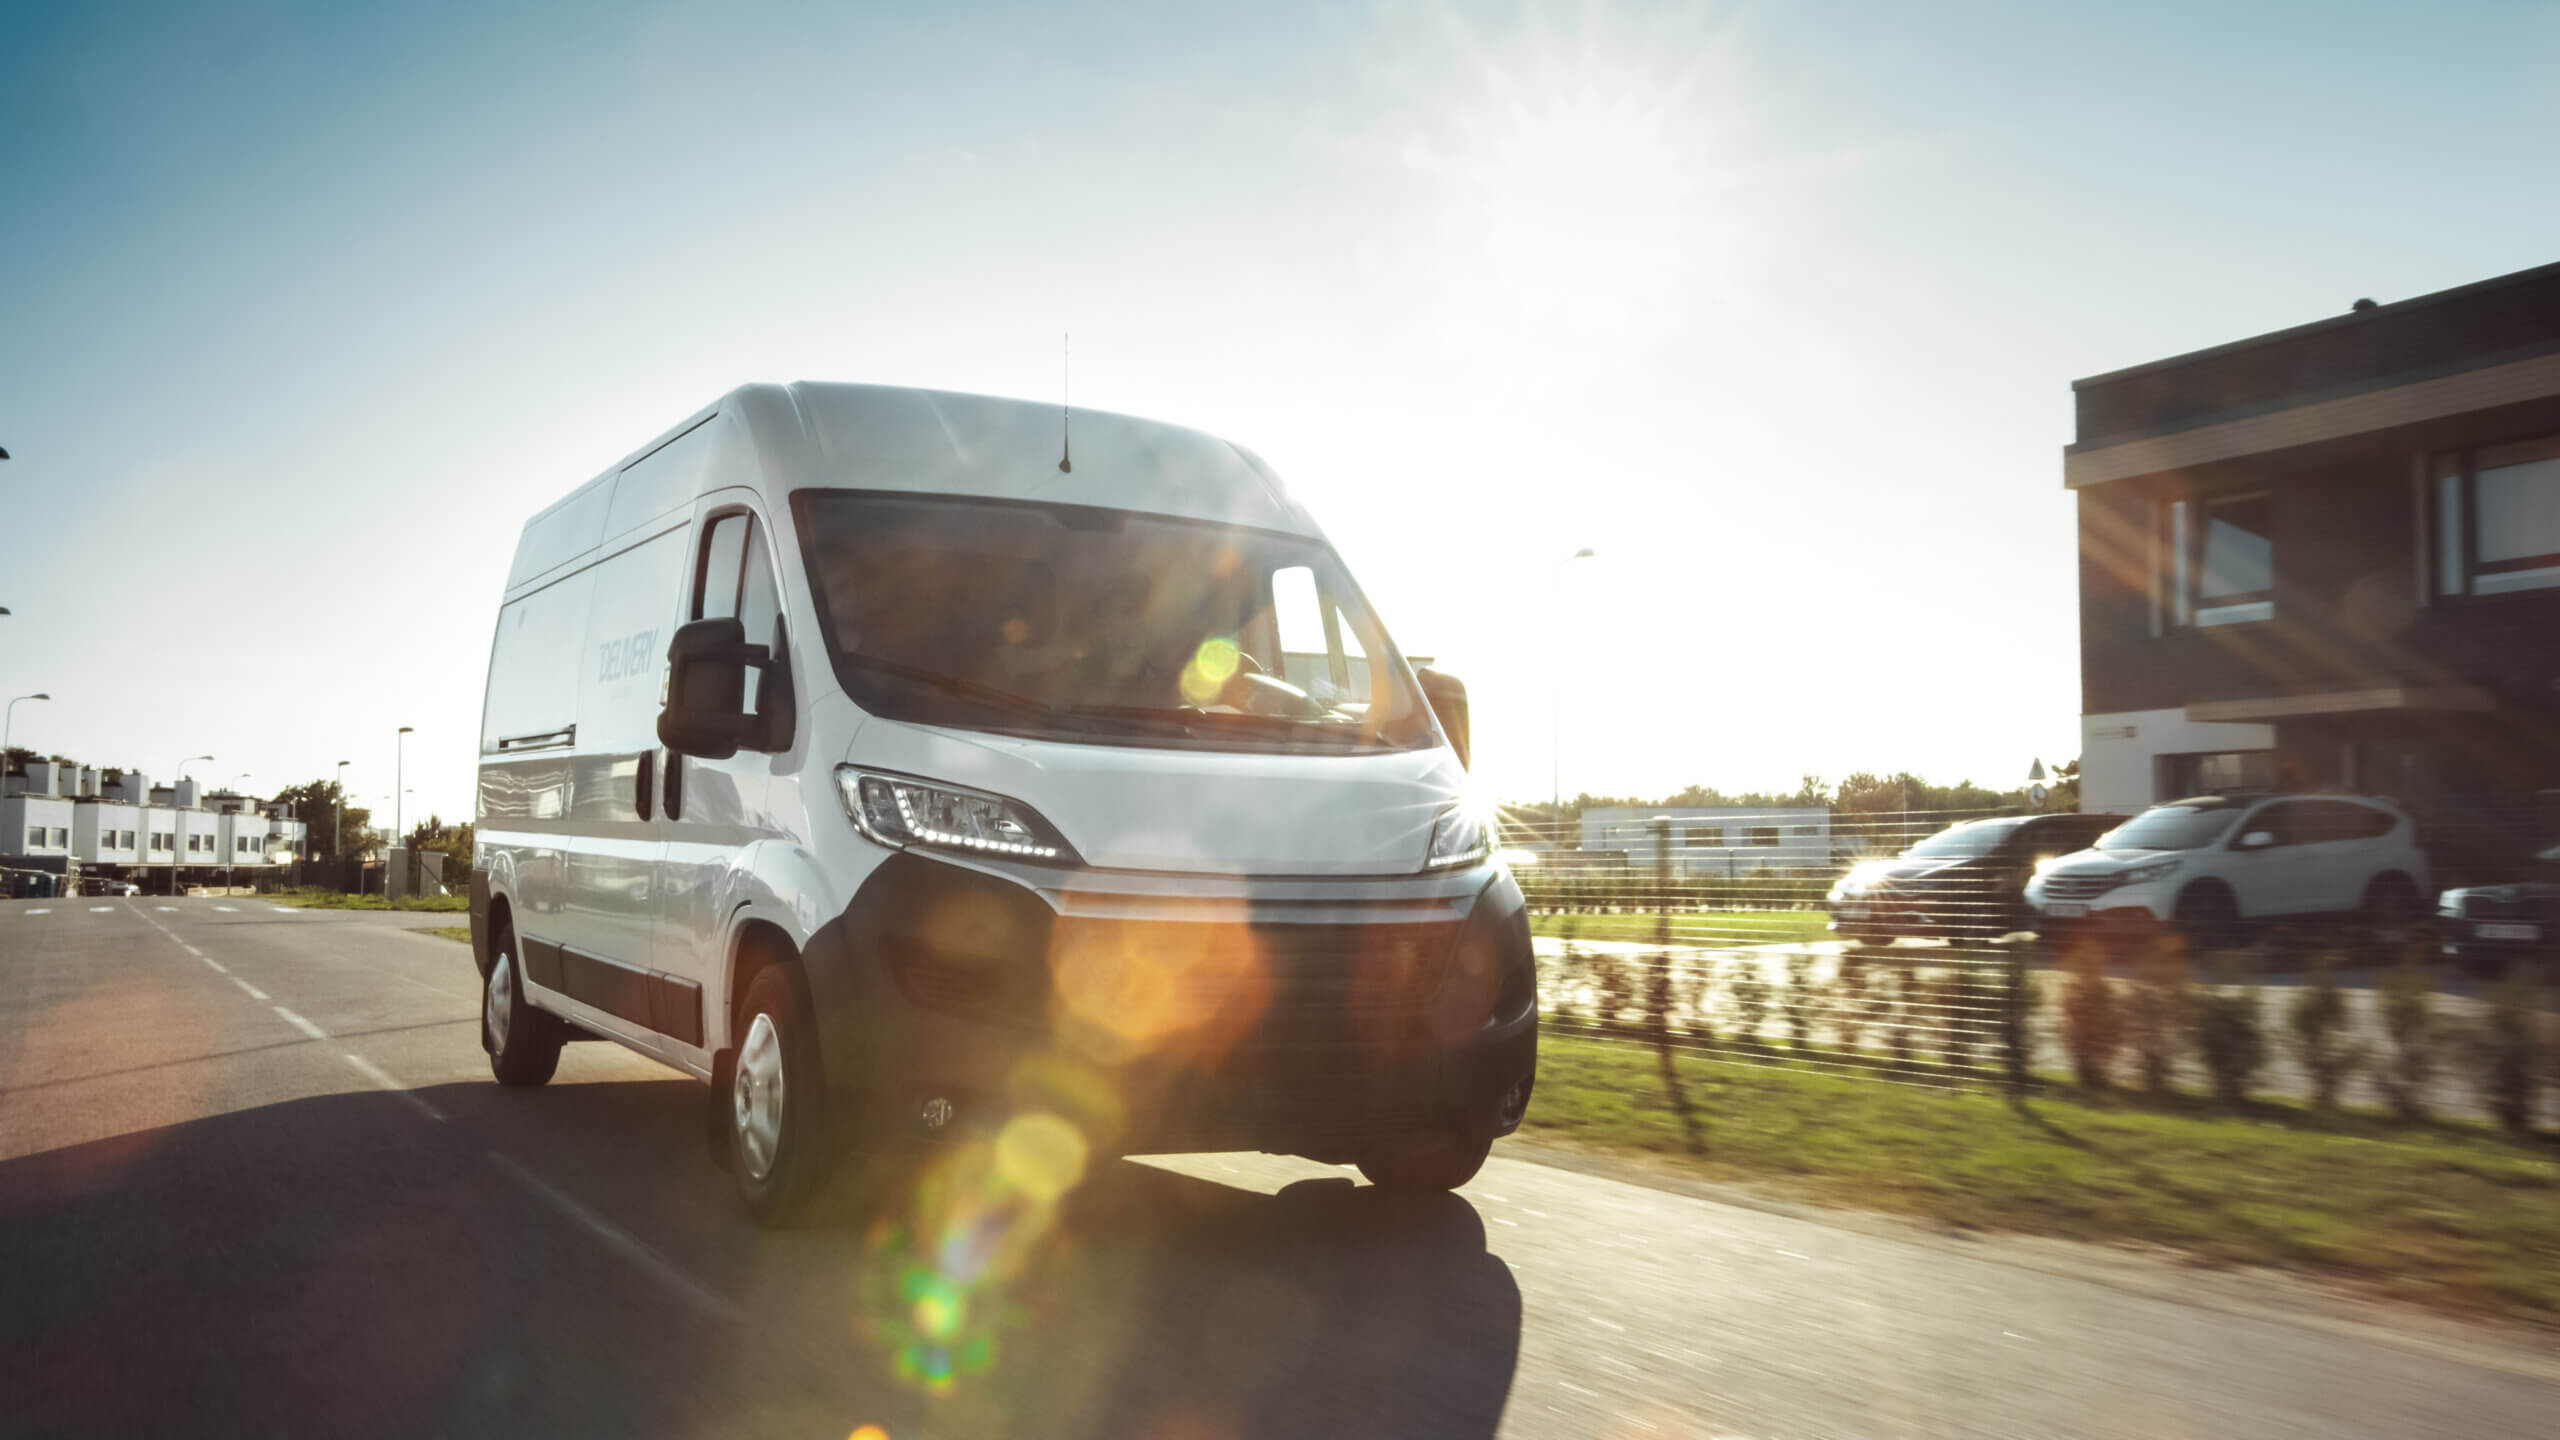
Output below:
[0,1075,1522,1439]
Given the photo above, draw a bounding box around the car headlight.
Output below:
[837,767,1078,865]
[2437,890,2467,919]
[2118,858,2181,887]
[1425,803,1493,870]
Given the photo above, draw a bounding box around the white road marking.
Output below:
[1774,1248,1808,1259]
[198,956,229,975]
[270,905,300,913]
[272,1007,329,1042]
[213,905,238,912]
[487,1151,738,1323]
[90,905,114,913]
[341,1053,445,1122]
[1557,1380,1598,1397]
[156,905,178,912]
[1524,1207,1552,1218]
[229,976,270,1002]
[24,908,48,915]
[1491,1216,1519,1227]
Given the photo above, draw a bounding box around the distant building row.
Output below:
[1,760,308,875]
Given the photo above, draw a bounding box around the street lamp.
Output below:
[332,759,351,873]
[5,692,50,763]
[1550,547,1596,851]
[395,727,414,850]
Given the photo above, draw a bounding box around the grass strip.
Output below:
[425,925,473,943]
[271,886,468,913]
[1517,1033,2560,1323]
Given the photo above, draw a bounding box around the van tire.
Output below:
[484,926,564,1088]
[1358,1130,1492,1193]
[729,965,838,1226]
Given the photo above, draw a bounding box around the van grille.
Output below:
[890,919,1459,1046]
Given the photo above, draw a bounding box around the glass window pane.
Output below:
[2475,452,2560,567]
[694,515,748,621]
[2199,496,2272,600]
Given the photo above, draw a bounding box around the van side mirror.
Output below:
[658,618,766,760]
[1415,666,1470,769]
[2238,830,2276,850]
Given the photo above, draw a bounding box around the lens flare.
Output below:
[1179,637,1241,705]
[995,1111,1090,1204]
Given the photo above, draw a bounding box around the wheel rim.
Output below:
[733,1012,786,1182]
[486,952,516,1051]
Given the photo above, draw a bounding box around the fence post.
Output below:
[1646,816,1673,1038]
[2004,936,2033,1095]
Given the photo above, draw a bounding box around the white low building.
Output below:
[3,761,305,884]
[1578,805,1836,876]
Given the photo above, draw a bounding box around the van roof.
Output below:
[506,382,1322,596]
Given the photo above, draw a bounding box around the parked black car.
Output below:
[2437,848,2559,977]
[1828,812,2121,943]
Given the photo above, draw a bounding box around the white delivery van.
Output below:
[471,383,1537,1223]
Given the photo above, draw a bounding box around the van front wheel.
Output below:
[730,965,839,1226]
[484,935,564,1088]
[1358,1130,1492,1193]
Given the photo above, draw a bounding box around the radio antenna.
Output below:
[1057,332,1073,474]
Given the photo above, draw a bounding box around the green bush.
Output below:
[2378,949,2436,1121]
[2467,972,2546,1135]
[1726,956,1772,1049]
[2059,944,2122,1089]
[2190,955,2267,1105]
[1782,949,1821,1054]
[2286,952,2367,1111]
[2123,936,2190,1096]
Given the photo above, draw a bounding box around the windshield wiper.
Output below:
[843,654,1055,716]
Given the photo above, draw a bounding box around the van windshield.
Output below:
[792,491,1438,752]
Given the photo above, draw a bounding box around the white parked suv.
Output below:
[2024,794,2429,946]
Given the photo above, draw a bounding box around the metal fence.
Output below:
[1496,804,2557,1124]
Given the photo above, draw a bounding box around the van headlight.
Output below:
[2118,857,2182,887]
[1425,803,1493,870]
[837,767,1079,865]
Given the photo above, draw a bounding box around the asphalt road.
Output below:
[4,898,2555,1440]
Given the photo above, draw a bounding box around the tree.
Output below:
[404,815,475,883]
[272,779,374,862]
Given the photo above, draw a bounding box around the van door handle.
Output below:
[635,750,655,822]
[664,751,684,822]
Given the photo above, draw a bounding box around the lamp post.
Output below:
[1550,547,1596,852]
[332,759,350,881]
[395,727,413,850]
[5,692,49,763]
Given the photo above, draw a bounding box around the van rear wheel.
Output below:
[484,927,564,1088]
[730,965,840,1226]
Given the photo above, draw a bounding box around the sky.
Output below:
[4,0,2558,831]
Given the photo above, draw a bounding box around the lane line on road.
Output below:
[213,905,238,912]
[486,1151,739,1323]
[198,955,229,974]
[272,1007,329,1042]
[24,908,48,915]
[230,976,271,1002]
[90,905,114,913]
[156,905,178,912]
[341,1053,446,1122]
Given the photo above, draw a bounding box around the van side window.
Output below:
[691,512,793,749]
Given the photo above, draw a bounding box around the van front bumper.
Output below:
[799,851,1539,1162]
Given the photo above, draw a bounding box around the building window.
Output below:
[1684,826,1723,848]
[2194,493,2273,625]
[1746,826,1781,847]
[1791,825,1818,836]
[2158,750,2278,798]
[2466,436,2560,595]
